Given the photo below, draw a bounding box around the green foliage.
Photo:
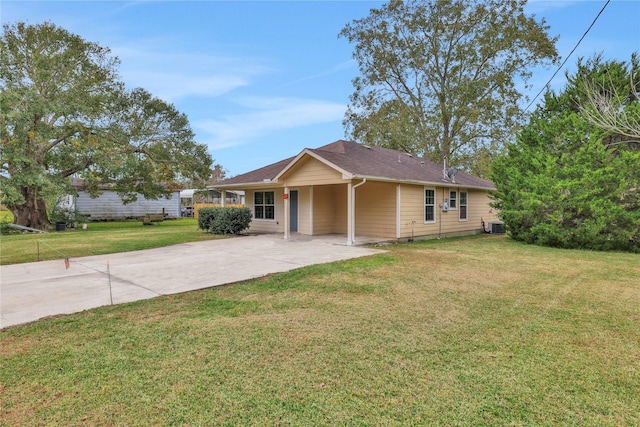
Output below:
[0,22,213,229]
[491,56,640,252]
[197,207,218,231]
[0,208,15,234]
[339,0,558,177]
[47,204,75,225]
[198,207,252,235]
[209,207,252,235]
[0,209,14,223]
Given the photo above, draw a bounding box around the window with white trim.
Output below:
[459,191,468,221]
[254,191,275,220]
[425,188,436,223]
[449,190,457,209]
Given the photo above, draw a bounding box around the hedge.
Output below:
[197,207,252,235]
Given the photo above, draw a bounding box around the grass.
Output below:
[1,235,638,425]
[0,219,223,265]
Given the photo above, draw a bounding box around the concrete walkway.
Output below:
[0,234,385,328]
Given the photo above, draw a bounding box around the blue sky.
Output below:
[2,1,639,177]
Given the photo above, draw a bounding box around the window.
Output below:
[425,188,436,223]
[254,191,275,220]
[449,190,457,209]
[459,191,468,221]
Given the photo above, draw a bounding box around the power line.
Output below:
[524,0,611,112]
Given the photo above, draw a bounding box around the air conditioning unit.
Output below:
[488,222,505,234]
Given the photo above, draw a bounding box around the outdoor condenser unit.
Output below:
[488,222,505,234]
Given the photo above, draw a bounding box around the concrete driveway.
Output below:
[0,234,385,329]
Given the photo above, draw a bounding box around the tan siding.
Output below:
[355,181,396,238]
[282,156,346,186]
[332,185,348,234]
[312,184,347,235]
[246,189,284,234]
[312,185,335,235]
[397,184,497,239]
[297,187,311,235]
[468,190,500,229]
[242,181,497,240]
[399,184,441,238]
[437,189,498,235]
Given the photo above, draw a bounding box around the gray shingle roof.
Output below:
[216,140,495,190]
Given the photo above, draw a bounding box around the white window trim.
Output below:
[448,189,458,210]
[459,190,468,222]
[253,189,277,222]
[424,187,436,224]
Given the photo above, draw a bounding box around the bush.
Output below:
[197,208,219,230]
[198,207,252,235]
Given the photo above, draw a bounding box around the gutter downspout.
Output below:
[439,187,445,239]
[347,178,367,246]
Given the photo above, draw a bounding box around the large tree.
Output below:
[339,0,558,176]
[490,55,640,252]
[579,53,640,143]
[0,22,213,229]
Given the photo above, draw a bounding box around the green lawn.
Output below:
[1,236,638,425]
[0,219,223,265]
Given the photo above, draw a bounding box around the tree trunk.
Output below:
[11,188,50,230]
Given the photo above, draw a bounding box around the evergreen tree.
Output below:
[491,55,640,252]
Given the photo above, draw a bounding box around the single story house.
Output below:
[214,140,500,245]
[68,179,180,220]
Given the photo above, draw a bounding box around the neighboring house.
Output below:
[214,140,500,245]
[69,180,180,220]
[180,189,245,206]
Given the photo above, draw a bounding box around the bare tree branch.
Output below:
[580,72,640,143]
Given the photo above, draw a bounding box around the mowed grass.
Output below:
[0,219,223,265]
[1,236,639,426]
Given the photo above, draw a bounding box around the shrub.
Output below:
[199,207,252,235]
[197,208,219,230]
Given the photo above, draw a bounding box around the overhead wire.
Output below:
[524,0,611,112]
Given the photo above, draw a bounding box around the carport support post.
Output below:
[221,190,226,207]
[347,182,354,246]
[284,186,290,240]
[347,179,366,246]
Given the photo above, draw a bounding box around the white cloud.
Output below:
[284,59,356,87]
[195,97,346,150]
[122,71,250,100]
[111,41,273,101]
